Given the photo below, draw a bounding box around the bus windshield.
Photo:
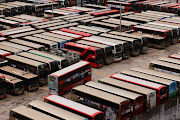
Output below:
[115,45,122,52]
[160,87,167,95]
[0,78,6,95]
[38,64,48,78]
[94,113,104,120]
[121,102,131,118]
[14,82,24,91]
[50,61,59,73]
[61,59,69,69]
[106,47,113,58]
[96,49,103,65]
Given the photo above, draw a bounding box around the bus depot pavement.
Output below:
[0,43,180,120]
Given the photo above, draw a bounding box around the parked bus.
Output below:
[77,40,113,65]
[5,55,48,86]
[0,42,33,52]
[106,1,132,12]
[0,66,39,91]
[109,31,148,54]
[28,50,69,70]
[169,54,180,60]
[0,49,12,59]
[85,81,144,116]
[121,70,178,99]
[133,25,171,46]
[44,10,71,18]
[51,30,83,40]
[69,27,100,35]
[17,52,59,73]
[132,32,165,49]
[60,28,92,37]
[32,34,68,49]
[131,67,180,95]
[28,100,88,120]
[111,73,168,106]
[159,57,180,65]
[149,60,180,76]
[48,61,91,95]
[0,18,19,28]
[9,106,58,120]
[0,44,23,55]
[0,74,6,99]
[100,33,140,56]
[36,22,68,30]
[2,73,24,96]
[44,95,104,120]
[9,39,45,51]
[90,21,120,30]
[63,42,103,68]
[142,23,178,44]
[77,25,110,33]
[87,36,129,60]
[22,36,58,52]
[98,77,156,110]
[71,85,131,120]
[46,23,78,31]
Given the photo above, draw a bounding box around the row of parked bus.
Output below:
[0,1,59,17]
[134,0,180,15]
[10,51,180,120]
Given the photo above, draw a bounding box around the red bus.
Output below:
[51,31,83,40]
[111,73,168,106]
[44,95,104,120]
[0,49,12,59]
[169,5,180,16]
[60,28,92,37]
[91,10,119,17]
[48,61,91,95]
[63,42,104,68]
[168,54,180,60]
[0,74,6,99]
[148,1,170,11]
[133,25,171,46]
[161,4,179,12]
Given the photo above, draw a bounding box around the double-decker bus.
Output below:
[9,106,58,120]
[106,1,132,12]
[28,50,69,70]
[44,95,104,120]
[0,50,12,59]
[9,39,45,51]
[71,85,131,120]
[131,67,180,95]
[100,33,140,57]
[83,36,124,61]
[0,42,33,52]
[121,70,178,99]
[98,77,156,110]
[63,42,103,68]
[0,66,39,91]
[77,40,113,65]
[132,32,165,49]
[48,61,91,95]
[22,36,58,52]
[169,54,180,60]
[168,5,180,15]
[111,73,168,106]
[109,31,148,54]
[32,34,68,49]
[133,25,171,46]
[5,55,48,86]
[60,28,92,37]
[28,100,88,120]
[149,60,180,76]
[2,73,24,96]
[17,52,59,73]
[148,1,170,11]
[51,30,83,40]
[85,81,144,116]
[142,23,178,44]
[0,44,23,55]
[0,74,6,99]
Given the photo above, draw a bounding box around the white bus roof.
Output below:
[111,74,165,89]
[10,106,58,120]
[132,67,180,82]
[28,100,88,120]
[0,42,32,51]
[159,57,180,65]
[134,25,168,32]
[77,40,109,48]
[51,61,89,77]
[51,30,82,38]
[90,36,127,44]
[98,77,155,95]
[86,81,142,100]
[45,94,101,116]
[0,49,11,55]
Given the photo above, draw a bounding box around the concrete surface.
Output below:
[0,43,180,120]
